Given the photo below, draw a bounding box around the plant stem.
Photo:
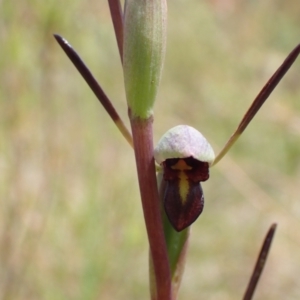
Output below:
[130,112,172,300]
[108,0,124,63]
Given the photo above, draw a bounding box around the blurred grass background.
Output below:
[1,0,300,299]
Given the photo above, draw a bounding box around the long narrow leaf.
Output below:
[243,223,277,300]
[53,34,133,147]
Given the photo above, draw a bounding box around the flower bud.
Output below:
[123,0,167,119]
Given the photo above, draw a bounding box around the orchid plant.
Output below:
[54,1,300,299]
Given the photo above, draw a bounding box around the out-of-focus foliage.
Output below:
[0,1,300,299]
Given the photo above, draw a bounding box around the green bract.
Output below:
[123,0,167,119]
[154,125,215,165]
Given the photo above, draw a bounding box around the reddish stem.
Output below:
[130,113,172,300]
[108,0,124,63]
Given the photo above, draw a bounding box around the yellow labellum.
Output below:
[171,160,191,205]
